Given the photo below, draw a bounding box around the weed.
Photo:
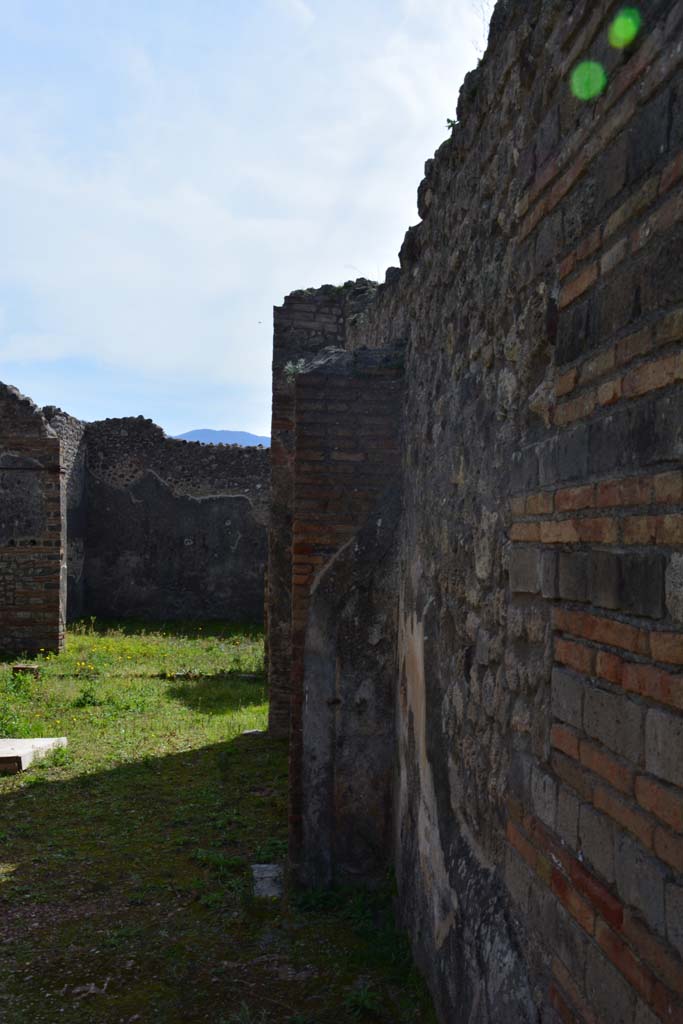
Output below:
[192,848,247,874]
[36,747,73,770]
[226,1004,270,1024]
[0,622,436,1024]
[283,358,307,382]
[72,684,107,708]
[5,672,35,698]
[254,837,287,861]
[0,706,33,739]
[344,979,383,1018]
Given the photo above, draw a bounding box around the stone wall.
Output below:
[269,1,683,1021]
[44,408,87,619]
[290,346,404,877]
[51,415,270,623]
[267,281,378,737]
[0,385,65,655]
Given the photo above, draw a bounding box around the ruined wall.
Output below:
[267,281,378,737]
[81,417,269,622]
[0,385,65,655]
[44,408,87,619]
[275,0,683,1021]
[290,347,404,879]
[2,392,270,631]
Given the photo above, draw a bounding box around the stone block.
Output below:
[555,424,590,484]
[645,708,683,787]
[541,549,558,599]
[583,686,643,763]
[579,803,614,882]
[505,847,531,912]
[588,550,620,611]
[614,832,667,937]
[554,903,588,983]
[528,873,556,942]
[665,554,683,623]
[618,553,665,620]
[531,766,557,829]
[510,548,541,594]
[557,297,594,366]
[509,751,532,803]
[585,942,636,1024]
[537,438,558,487]
[251,863,283,899]
[627,88,669,186]
[558,552,589,602]
[635,1001,659,1024]
[11,664,41,678]
[551,667,583,729]
[0,737,67,775]
[665,882,683,959]
[511,447,539,492]
[589,552,667,614]
[556,785,579,849]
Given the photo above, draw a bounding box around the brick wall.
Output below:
[504,8,683,1008]
[288,349,404,873]
[267,281,377,737]
[44,408,87,619]
[0,384,65,656]
[271,0,683,1020]
[75,416,269,623]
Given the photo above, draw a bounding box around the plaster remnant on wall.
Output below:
[398,602,458,953]
[266,1,683,1020]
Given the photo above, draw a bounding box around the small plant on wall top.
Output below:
[283,359,306,382]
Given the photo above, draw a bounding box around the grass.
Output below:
[0,620,436,1023]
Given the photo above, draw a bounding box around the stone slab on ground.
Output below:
[11,664,40,678]
[251,863,284,899]
[0,737,67,775]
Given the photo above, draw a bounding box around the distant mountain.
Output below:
[175,429,270,447]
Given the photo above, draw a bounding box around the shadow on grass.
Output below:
[167,673,267,715]
[68,617,264,641]
[0,731,289,1024]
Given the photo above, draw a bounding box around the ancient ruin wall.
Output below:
[81,417,269,622]
[364,1,683,1019]
[267,281,378,737]
[289,347,404,877]
[44,408,87,619]
[278,0,683,1021]
[0,384,65,655]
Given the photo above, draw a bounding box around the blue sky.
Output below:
[0,0,484,436]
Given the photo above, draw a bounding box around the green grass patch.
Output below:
[0,621,436,1023]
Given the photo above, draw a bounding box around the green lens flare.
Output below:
[571,61,608,101]
[609,7,642,48]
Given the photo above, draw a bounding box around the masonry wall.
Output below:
[44,408,87,619]
[0,385,65,655]
[289,348,404,877]
[267,281,378,737]
[80,417,269,622]
[276,1,683,1021]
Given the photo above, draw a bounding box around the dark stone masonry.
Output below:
[0,392,270,647]
[56,415,269,623]
[267,1,683,1021]
[0,386,65,656]
[2,0,682,1019]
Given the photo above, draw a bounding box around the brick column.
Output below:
[288,351,404,874]
[0,385,65,656]
[267,288,350,738]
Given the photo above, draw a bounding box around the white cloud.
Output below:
[273,0,314,25]
[0,1,479,434]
